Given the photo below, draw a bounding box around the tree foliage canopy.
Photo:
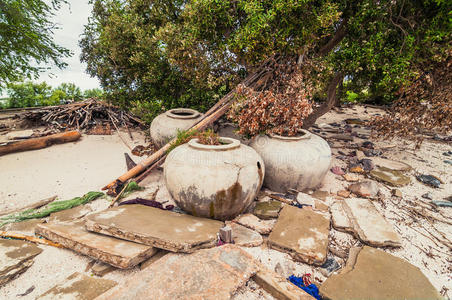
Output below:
[80,0,451,122]
[0,0,71,88]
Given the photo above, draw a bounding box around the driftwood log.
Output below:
[0,131,81,156]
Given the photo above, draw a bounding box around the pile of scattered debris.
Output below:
[19,98,145,132]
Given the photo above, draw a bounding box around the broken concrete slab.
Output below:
[0,219,44,234]
[268,205,330,266]
[371,157,412,172]
[85,205,223,253]
[310,190,330,201]
[48,205,92,223]
[36,220,156,269]
[0,239,42,286]
[330,201,354,233]
[314,199,329,212]
[253,264,315,300]
[233,213,276,235]
[296,192,315,206]
[254,200,282,219]
[347,180,379,198]
[227,221,263,247]
[320,246,442,300]
[370,166,411,187]
[36,272,117,300]
[96,244,259,300]
[343,198,401,247]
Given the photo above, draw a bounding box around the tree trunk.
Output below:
[303,72,344,129]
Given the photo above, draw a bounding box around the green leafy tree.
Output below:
[80,0,451,125]
[55,83,82,101]
[6,82,52,108]
[83,88,104,98]
[0,0,71,90]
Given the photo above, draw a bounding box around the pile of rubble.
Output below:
[0,105,450,300]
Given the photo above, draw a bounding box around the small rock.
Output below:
[391,189,402,198]
[356,150,365,160]
[444,160,452,165]
[348,181,380,198]
[345,118,365,125]
[274,261,295,279]
[422,192,433,200]
[311,190,330,201]
[432,201,452,207]
[337,190,351,198]
[331,134,354,141]
[416,174,441,188]
[320,256,341,277]
[442,151,452,156]
[349,165,365,173]
[343,173,359,182]
[331,166,345,175]
[361,141,374,149]
[360,159,375,171]
[364,149,382,157]
[227,222,263,247]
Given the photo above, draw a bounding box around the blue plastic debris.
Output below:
[288,274,321,300]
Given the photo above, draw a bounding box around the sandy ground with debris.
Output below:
[0,105,451,299]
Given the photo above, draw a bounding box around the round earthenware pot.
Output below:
[249,129,331,193]
[150,108,203,148]
[164,137,264,220]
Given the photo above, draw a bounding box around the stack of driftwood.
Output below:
[20,99,144,131]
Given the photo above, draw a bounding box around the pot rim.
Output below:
[188,137,241,151]
[268,129,312,141]
[166,108,201,119]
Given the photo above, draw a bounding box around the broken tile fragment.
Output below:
[343,173,359,182]
[233,213,276,234]
[85,205,223,253]
[95,244,259,300]
[336,190,350,198]
[314,199,329,212]
[253,264,315,300]
[36,220,156,268]
[370,167,411,187]
[268,206,330,266]
[320,247,442,300]
[253,200,282,219]
[227,221,263,247]
[0,239,42,286]
[343,198,401,247]
[36,272,116,300]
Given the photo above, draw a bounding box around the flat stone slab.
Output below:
[233,213,276,234]
[0,239,42,286]
[330,201,354,233]
[253,264,315,300]
[96,244,259,300]
[320,246,442,300]
[370,166,411,187]
[36,272,117,300]
[49,205,92,223]
[254,200,282,219]
[371,157,412,172]
[268,205,330,266]
[343,198,401,247]
[36,220,156,269]
[227,221,263,247]
[85,205,223,253]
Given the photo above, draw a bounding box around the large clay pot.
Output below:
[249,129,331,193]
[150,108,203,147]
[164,137,264,220]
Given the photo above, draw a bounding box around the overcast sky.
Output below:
[39,0,101,91]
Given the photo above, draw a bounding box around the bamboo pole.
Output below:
[0,131,81,156]
[0,231,64,248]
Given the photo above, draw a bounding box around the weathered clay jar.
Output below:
[164,137,264,220]
[150,108,203,147]
[249,129,331,193]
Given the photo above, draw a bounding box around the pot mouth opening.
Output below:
[166,108,200,119]
[188,137,240,151]
[268,129,312,141]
